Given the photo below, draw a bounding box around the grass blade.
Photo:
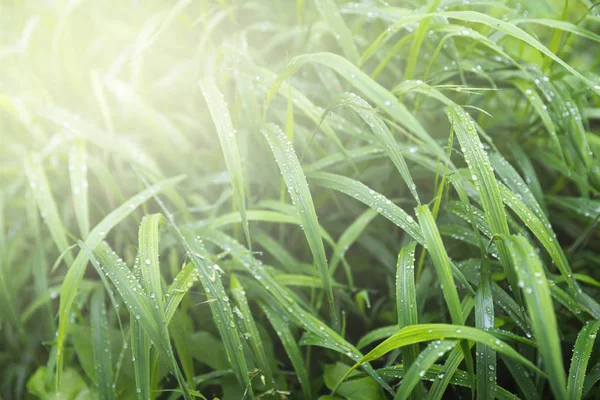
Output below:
[260,302,311,399]
[314,0,359,63]
[56,176,183,388]
[395,241,420,400]
[25,154,73,265]
[502,235,567,400]
[90,288,114,400]
[567,320,600,400]
[68,140,90,238]
[200,77,252,250]
[261,123,335,319]
[265,52,451,165]
[231,274,274,388]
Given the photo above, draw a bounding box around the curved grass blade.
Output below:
[438,11,600,94]
[231,274,274,388]
[395,340,458,400]
[395,241,421,400]
[200,77,252,250]
[90,288,114,400]
[265,52,451,165]
[416,205,463,325]
[261,123,335,319]
[260,302,311,399]
[199,229,392,394]
[25,154,73,266]
[314,0,359,63]
[501,235,567,400]
[68,141,90,238]
[356,325,398,350]
[447,106,521,304]
[340,324,542,382]
[83,241,190,400]
[567,320,600,400]
[475,261,496,400]
[308,171,423,243]
[56,176,183,389]
[329,208,378,280]
[340,93,420,203]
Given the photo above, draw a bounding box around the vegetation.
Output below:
[2,0,600,399]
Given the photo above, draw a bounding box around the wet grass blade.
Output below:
[262,123,335,319]
[139,214,165,316]
[340,93,420,203]
[314,0,359,63]
[340,324,542,382]
[308,171,423,243]
[567,320,600,400]
[68,141,90,238]
[90,288,114,400]
[502,235,567,400]
[25,154,73,265]
[395,241,420,400]
[265,52,451,164]
[395,340,458,400]
[83,241,190,399]
[447,106,521,304]
[231,274,274,388]
[475,261,496,400]
[56,176,183,388]
[260,302,311,399]
[200,77,252,250]
[416,205,463,325]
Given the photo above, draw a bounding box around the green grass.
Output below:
[2,0,600,399]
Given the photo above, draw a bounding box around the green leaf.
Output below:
[567,321,600,400]
[313,0,359,63]
[265,52,451,165]
[90,288,114,400]
[260,302,311,400]
[261,123,335,318]
[56,175,183,389]
[200,77,252,250]
[68,141,90,238]
[501,235,567,400]
[396,241,419,394]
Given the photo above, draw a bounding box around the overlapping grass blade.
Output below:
[308,171,423,243]
[82,241,190,399]
[24,154,73,265]
[265,52,451,164]
[567,320,600,400]
[199,228,392,393]
[447,106,521,303]
[230,274,274,388]
[56,176,183,388]
[314,0,359,63]
[395,241,419,397]
[68,141,90,238]
[90,288,114,400]
[395,340,458,400]
[260,302,311,399]
[200,77,252,249]
[339,92,420,202]
[501,235,567,400]
[261,123,335,318]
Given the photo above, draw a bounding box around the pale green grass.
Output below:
[1,0,600,399]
